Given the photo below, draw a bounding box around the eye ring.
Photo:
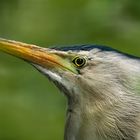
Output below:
[72,56,87,68]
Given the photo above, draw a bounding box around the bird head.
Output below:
[0,38,140,108]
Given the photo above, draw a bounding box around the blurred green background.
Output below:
[0,0,140,140]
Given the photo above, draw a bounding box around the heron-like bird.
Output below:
[0,38,140,140]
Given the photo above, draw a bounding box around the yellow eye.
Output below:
[72,56,87,68]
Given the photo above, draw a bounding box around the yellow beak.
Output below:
[0,38,76,73]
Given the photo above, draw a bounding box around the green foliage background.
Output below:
[0,0,140,140]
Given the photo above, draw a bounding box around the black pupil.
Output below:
[76,58,84,65]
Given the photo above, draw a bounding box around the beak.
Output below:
[0,38,76,73]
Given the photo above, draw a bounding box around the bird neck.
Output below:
[65,90,140,140]
[64,73,140,140]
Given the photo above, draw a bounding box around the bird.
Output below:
[0,38,140,140]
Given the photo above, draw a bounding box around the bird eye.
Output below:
[72,56,87,68]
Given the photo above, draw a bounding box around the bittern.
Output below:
[0,38,140,140]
